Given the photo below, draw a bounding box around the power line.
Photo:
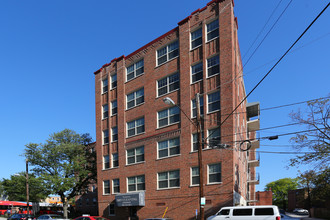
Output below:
[205,2,330,142]
[242,0,284,61]
[256,150,330,155]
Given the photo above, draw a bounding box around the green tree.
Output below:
[265,178,299,210]
[0,172,50,202]
[289,97,330,170]
[24,129,96,218]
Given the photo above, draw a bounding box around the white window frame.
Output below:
[206,19,219,42]
[191,167,200,186]
[102,78,108,94]
[191,96,204,118]
[207,55,220,77]
[103,155,110,169]
[208,127,221,148]
[208,163,222,184]
[103,180,110,195]
[102,104,109,119]
[157,40,179,66]
[191,27,202,50]
[126,146,145,165]
[126,88,144,110]
[158,106,180,128]
[157,137,180,159]
[127,175,145,192]
[111,100,117,116]
[103,130,109,145]
[111,73,117,89]
[126,59,144,81]
[157,170,180,189]
[112,153,118,168]
[207,91,220,113]
[127,117,145,137]
[192,132,205,152]
[112,179,120,194]
[157,72,180,97]
[111,126,118,142]
[191,62,203,83]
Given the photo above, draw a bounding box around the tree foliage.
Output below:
[298,169,330,208]
[265,178,299,209]
[289,97,330,170]
[0,172,50,202]
[24,129,96,218]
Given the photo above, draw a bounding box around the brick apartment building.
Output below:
[94,0,260,219]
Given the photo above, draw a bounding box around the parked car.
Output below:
[207,205,281,220]
[36,214,68,220]
[7,214,35,220]
[293,208,309,215]
[73,216,111,220]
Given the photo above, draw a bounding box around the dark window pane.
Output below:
[233,209,252,216]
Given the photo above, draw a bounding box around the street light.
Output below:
[163,94,205,220]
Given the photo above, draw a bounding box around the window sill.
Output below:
[126,132,146,139]
[102,167,119,171]
[156,154,181,161]
[155,56,179,69]
[157,88,180,99]
[207,109,220,115]
[206,182,222,186]
[126,102,145,111]
[102,117,108,121]
[191,79,203,85]
[157,187,180,191]
[126,161,145,167]
[189,184,199,188]
[125,73,145,83]
[190,44,203,52]
[206,36,219,44]
[207,72,220,79]
[156,121,180,130]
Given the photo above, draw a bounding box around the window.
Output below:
[158,106,180,128]
[207,19,219,41]
[112,179,120,194]
[102,104,109,119]
[127,146,145,164]
[112,153,118,168]
[111,73,117,89]
[208,92,220,112]
[127,88,144,109]
[233,208,252,216]
[103,180,110,195]
[109,202,115,216]
[191,167,199,186]
[255,208,274,215]
[207,56,220,77]
[208,127,220,147]
[192,96,204,118]
[112,126,118,142]
[127,117,145,137]
[218,209,230,216]
[157,41,179,65]
[191,28,202,49]
[157,73,180,96]
[127,59,144,81]
[103,155,110,169]
[158,138,180,158]
[158,170,180,189]
[127,175,145,192]
[208,163,221,183]
[111,100,117,115]
[102,78,108,93]
[191,62,203,83]
[192,132,205,151]
[103,130,109,145]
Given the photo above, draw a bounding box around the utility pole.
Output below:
[196,93,205,220]
[26,159,29,214]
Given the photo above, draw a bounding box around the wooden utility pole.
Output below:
[196,93,204,220]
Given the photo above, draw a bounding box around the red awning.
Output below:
[0,201,31,206]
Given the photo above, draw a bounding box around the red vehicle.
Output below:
[73,216,110,220]
[0,201,32,215]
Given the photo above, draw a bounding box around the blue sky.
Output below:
[0,0,329,192]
